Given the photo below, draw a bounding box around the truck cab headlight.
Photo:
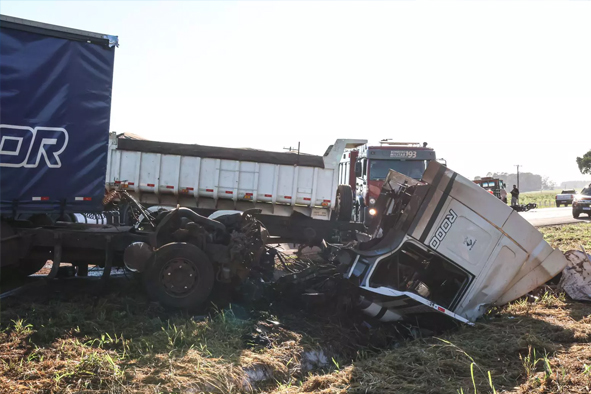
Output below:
[369,208,377,216]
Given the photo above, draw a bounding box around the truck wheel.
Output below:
[556,202,560,207]
[144,243,214,310]
[335,185,353,222]
[573,211,580,219]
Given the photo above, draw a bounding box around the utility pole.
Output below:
[514,165,521,189]
[283,142,300,155]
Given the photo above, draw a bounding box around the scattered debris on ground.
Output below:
[558,248,591,301]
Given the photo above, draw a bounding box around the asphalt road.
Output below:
[520,206,591,227]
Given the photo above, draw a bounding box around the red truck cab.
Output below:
[337,140,436,223]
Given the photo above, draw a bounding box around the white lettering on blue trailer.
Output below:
[429,209,457,249]
[0,125,69,168]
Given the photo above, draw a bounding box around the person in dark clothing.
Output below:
[511,185,519,206]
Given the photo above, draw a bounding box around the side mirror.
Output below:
[355,161,362,177]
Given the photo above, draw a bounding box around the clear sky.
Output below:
[2,1,590,184]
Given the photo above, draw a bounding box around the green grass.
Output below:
[520,191,562,209]
[520,189,584,209]
[538,222,591,251]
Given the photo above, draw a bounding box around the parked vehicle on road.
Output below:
[573,187,591,218]
[556,189,576,207]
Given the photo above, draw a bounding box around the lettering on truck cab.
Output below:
[429,209,458,249]
[0,125,69,168]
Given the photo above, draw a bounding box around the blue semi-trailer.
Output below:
[0,14,117,216]
[0,14,119,274]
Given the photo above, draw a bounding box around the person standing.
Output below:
[510,185,519,206]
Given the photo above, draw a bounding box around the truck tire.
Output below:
[335,185,353,222]
[144,243,214,310]
[556,202,560,207]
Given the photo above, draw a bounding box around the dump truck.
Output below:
[337,140,437,223]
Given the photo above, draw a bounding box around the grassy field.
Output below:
[519,191,558,208]
[519,189,587,209]
[519,190,565,209]
[1,223,591,393]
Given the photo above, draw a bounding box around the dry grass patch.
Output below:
[273,295,591,394]
[0,279,401,393]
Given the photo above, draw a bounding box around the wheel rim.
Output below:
[160,258,199,297]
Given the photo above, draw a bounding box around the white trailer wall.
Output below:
[106,135,366,220]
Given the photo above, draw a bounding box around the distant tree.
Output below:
[541,176,557,190]
[560,180,590,190]
[577,150,591,175]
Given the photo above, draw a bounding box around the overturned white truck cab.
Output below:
[338,162,567,324]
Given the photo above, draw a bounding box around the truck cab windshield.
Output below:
[369,160,427,181]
